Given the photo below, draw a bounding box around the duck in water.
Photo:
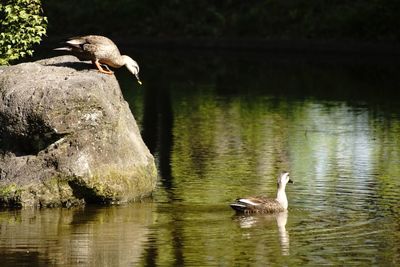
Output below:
[230,172,293,214]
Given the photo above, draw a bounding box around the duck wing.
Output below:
[55,35,119,61]
[230,196,284,214]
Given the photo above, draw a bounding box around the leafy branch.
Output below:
[0,0,47,65]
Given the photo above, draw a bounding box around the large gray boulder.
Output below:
[0,56,157,207]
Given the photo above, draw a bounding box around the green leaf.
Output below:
[0,0,47,65]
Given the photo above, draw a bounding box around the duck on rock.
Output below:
[230,172,293,214]
[55,35,142,84]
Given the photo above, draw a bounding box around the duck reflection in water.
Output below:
[234,211,290,256]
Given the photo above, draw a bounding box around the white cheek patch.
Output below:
[239,199,260,206]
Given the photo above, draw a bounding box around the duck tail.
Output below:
[230,203,247,213]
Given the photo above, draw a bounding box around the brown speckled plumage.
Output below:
[232,196,286,214]
[64,35,125,67]
[55,35,142,84]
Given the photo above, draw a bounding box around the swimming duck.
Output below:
[54,35,142,84]
[230,172,293,214]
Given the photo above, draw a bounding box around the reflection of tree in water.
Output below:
[141,73,174,193]
[141,74,186,266]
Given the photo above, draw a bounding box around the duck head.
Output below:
[277,172,293,188]
[123,55,142,85]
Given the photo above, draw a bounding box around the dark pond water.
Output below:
[1,47,400,266]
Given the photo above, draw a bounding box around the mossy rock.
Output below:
[0,56,157,208]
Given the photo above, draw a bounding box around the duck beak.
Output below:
[288,179,294,184]
[135,74,142,85]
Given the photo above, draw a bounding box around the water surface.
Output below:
[1,48,400,266]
